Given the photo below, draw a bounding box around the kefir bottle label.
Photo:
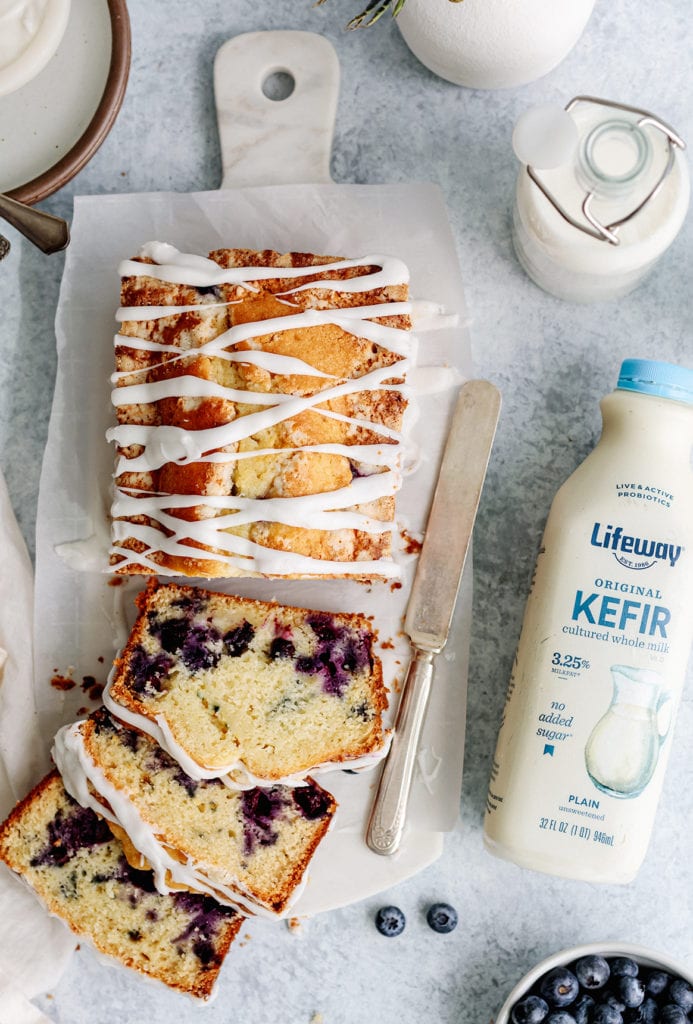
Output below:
[484,360,693,883]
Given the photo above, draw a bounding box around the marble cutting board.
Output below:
[32,30,474,916]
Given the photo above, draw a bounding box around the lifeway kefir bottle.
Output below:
[484,359,693,883]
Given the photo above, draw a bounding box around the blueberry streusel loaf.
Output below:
[104,581,388,786]
[53,708,337,916]
[0,772,242,1000]
[108,242,413,580]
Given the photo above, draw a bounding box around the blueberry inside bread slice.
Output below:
[53,708,337,916]
[105,581,389,785]
[0,772,241,1000]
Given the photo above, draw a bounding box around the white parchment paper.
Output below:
[33,183,473,914]
[0,469,75,1024]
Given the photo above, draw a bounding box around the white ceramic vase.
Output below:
[396,0,597,90]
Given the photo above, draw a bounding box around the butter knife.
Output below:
[366,379,501,856]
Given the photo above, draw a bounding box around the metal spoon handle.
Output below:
[366,647,435,856]
[0,193,69,254]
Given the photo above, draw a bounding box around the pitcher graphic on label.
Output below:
[585,665,672,799]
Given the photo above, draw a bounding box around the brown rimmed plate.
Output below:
[0,0,130,206]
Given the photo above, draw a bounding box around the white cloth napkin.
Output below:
[0,469,75,1024]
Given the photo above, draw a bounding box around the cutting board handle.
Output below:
[214,30,339,189]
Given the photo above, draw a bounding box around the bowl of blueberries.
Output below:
[495,943,693,1024]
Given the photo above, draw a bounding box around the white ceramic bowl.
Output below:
[1,0,131,204]
[495,942,693,1023]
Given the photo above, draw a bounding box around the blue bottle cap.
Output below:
[617,358,693,404]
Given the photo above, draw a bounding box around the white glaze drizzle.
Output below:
[119,242,409,291]
[116,298,453,332]
[111,483,397,532]
[102,675,391,788]
[111,244,413,576]
[117,300,235,322]
[110,521,402,577]
[110,362,410,466]
[116,442,399,470]
[111,367,409,416]
[52,721,329,919]
[115,303,412,357]
[113,346,338,381]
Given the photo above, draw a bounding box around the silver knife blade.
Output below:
[366,379,501,856]
[405,378,501,650]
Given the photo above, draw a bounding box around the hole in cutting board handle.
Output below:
[262,70,295,101]
[214,31,339,186]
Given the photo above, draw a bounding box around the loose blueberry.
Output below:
[592,1005,623,1024]
[624,996,658,1024]
[511,996,549,1024]
[609,958,639,979]
[602,992,626,1013]
[546,1013,576,1024]
[539,968,580,1009]
[572,993,595,1024]
[669,979,693,1013]
[375,905,405,937]
[616,976,645,1009]
[575,955,611,990]
[659,1007,688,1024]
[644,970,670,997]
[426,903,458,934]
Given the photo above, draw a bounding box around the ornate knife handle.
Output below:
[0,193,69,255]
[366,647,435,856]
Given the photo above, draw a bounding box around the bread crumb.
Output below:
[50,674,75,691]
[286,916,304,936]
[400,528,422,555]
[81,676,105,701]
